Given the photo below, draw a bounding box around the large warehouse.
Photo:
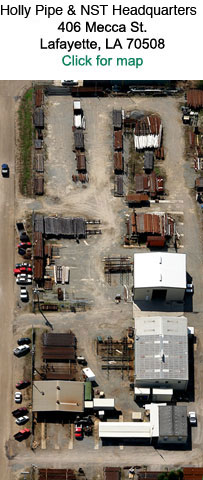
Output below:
[133,252,186,302]
[134,316,189,391]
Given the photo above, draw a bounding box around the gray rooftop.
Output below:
[112,109,122,128]
[134,316,188,381]
[159,405,188,437]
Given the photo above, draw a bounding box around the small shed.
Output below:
[144,151,154,172]
[34,176,44,195]
[34,108,44,128]
[112,109,122,129]
[74,130,84,150]
[35,153,44,173]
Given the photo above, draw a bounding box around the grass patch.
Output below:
[18,88,33,196]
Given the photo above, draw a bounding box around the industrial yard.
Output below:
[0,81,203,480]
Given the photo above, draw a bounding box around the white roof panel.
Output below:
[134,252,186,289]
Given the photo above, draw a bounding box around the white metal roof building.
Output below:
[99,404,188,445]
[134,316,188,391]
[133,252,186,302]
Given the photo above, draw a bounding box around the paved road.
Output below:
[0,81,30,479]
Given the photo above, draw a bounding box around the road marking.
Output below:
[84,240,89,246]
[68,424,74,449]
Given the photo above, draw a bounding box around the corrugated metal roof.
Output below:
[35,89,43,107]
[33,231,43,258]
[74,129,84,149]
[114,152,123,172]
[33,380,84,412]
[159,405,187,437]
[144,151,154,170]
[34,258,44,281]
[184,468,203,480]
[114,130,123,150]
[44,217,86,237]
[34,214,44,233]
[76,153,86,171]
[34,176,44,195]
[35,153,44,173]
[43,333,76,347]
[134,316,188,382]
[126,193,149,204]
[112,109,122,129]
[187,90,203,109]
[34,108,44,128]
[104,468,121,480]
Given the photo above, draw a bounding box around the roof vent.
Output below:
[160,274,162,282]
[159,256,162,264]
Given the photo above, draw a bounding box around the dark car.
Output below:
[16,380,31,390]
[13,428,30,441]
[12,407,28,418]
[17,337,31,346]
[1,163,9,177]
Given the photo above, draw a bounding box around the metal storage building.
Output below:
[74,130,84,150]
[133,252,186,302]
[33,380,84,412]
[144,151,154,171]
[158,405,188,445]
[34,108,44,128]
[134,316,188,391]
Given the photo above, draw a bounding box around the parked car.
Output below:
[17,337,31,346]
[15,415,29,425]
[13,345,30,357]
[189,411,197,425]
[17,242,32,249]
[13,428,30,441]
[14,392,22,403]
[75,425,83,440]
[1,163,9,177]
[13,267,32,276]
[20,287,29,303]
[16,380,30,390]
[16,276,32,285]
[12,407,28,418]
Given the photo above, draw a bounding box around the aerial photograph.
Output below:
[0,79,203,480]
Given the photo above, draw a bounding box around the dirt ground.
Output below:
[1,88,203,478]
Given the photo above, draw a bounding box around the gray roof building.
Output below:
[134,316,188,390]
[158,405,188,444]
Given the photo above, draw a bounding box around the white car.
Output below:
[189,412,197,425]
[16,275,32,285]
[20,287,29,302]
[16,415,29,425]
[13,345,30,357]
[14,392,22,403]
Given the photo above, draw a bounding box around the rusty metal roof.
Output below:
[114,152,123,172]
[104,468,121,480]
[184,468,203,480]
[126,193,149,203]
[34,258,44,281]
[33,231,43,258]
[43,332,76,347]
[35,89,43,107]
[187,90,203,109]
[34,176,44,195]
[114,130,123,150]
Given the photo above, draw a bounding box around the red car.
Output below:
[16,380,31,390]
[13,266,32,275]
[17,242,32,249]
[75,425,83,440]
